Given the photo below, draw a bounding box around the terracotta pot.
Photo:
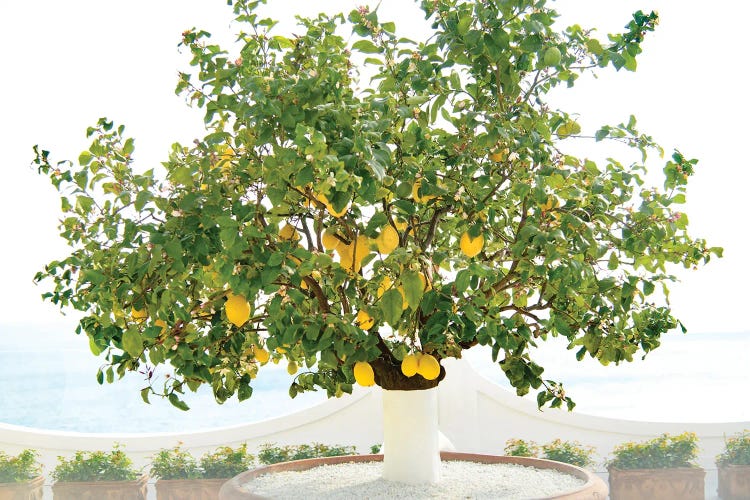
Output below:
[607,466,705,500]
[219,452,608,500]
[0,476,44,500]
[718,464,750,500]
[155,478,228,500]
[51,474,147,500]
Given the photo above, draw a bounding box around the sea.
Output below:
[0,324,748,433]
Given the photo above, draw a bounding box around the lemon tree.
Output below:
[34,0,719,416]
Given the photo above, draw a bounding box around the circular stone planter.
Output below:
[219,452,608,500]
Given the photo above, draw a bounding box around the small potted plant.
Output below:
[607,432,704,500]
[716,430,750,500]
[52,445,147,500]
[256,443,357,465]
[541,439,596,468]
[152,444,254,500]
[504,438,595,468]
[0,449,43,500]
[504,439,540,458]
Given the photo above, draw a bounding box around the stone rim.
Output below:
[219,452,608,500]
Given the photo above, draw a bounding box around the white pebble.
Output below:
[245,460,586,499]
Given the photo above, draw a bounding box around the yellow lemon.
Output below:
[460,232,484,258]
[154,319,168,335]
[287,361,298,375]
[353,234,370,263]
[419,272,432,291]
[393,218,408,232]
[225,293,251,327]
[317,193,349,218]
[131,307,148,321]
[412,179,437,203]
[338,235,369,273]
[353,361,376,387]
[377,276,392,298]
[417,354,441,380]
[375,225,399,254]
[489,148,508,163]
[322,230,341,250]
[279,223,299,241]
[276,344,289,354]
[540,195,559,212]
[401,354,419,377]
[397,286,409,310]
[336,242,355,272]
[357,310,375,330]
[253,345,270,364]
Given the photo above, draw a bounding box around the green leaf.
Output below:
[597,277,617,292]
[78,151,93,166]
[271,35,295,49]
[135,190,151,211]
[607,252,619,270]
[595,126,610,141]
[122,328,143,357]
[455,270,471,293]
[238,384,253,401]
[168,393,190,411]
[457,15,472,35]
[352,40,382,54]
[140,388,150,404]
[402,270,423,310]
[586,39,604,55]
[380,289,403,326]
[88,336,102,356]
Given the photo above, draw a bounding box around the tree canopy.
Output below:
[34,0,720,411]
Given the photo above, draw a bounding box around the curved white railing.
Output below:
[1,358,746,489]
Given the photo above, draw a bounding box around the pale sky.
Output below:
[1,0,747,337]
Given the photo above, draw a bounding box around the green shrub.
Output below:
[257,443,357,465]
[53,445,140,482]
[607,432,699,470]
[150,446,202,480]
[504,439,539,458]
[717,430,750,466]
[542,439,595,467]
[370,444,382,454]
[0,450,42,483]
[199,444,254,479]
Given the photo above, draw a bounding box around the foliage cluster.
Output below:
[504,438,539,458]
[504,438,594,467]
[52,446,140,482]
[716,430,750,467]
[200,444,255,479]
[0,449,42,483]
[150,446,202,480]
[33,0,720,410]
[257,442,357,465]
[607,432,699,470]
[150,444,254,479]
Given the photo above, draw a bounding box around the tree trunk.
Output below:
[382,388,441,484]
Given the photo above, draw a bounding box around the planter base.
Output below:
[0,476,44,500]
[607,467,705,500]
[156,478,228,500]
[219,452,608,500]
[52,475,148,500]
[718,465,750,500]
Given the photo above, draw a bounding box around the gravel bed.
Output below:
[245,460,586,499]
